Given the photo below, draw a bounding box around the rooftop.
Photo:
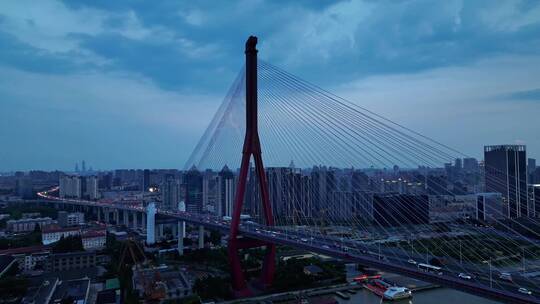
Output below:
[0,245,50,255]
[50,278,90,304]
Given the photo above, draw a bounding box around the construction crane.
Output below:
[118,239,166,302]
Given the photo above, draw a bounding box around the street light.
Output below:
[522,247,525,273]
[459,240,462,265]
[482,258,492,289]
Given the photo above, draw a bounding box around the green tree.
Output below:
[52,235,84,253]
[208,230,221,246]
[193,276,231,300]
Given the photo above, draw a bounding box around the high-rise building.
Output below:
[15,177,34,199]
[84,176,99,200]
[82,160,86,172]
[528,158,537,184]
[455,158,462,171]
[60,175,82,198]
[142,169,151,192]
[484,145,528,218]
[244,165,261,219]
[266,166,305,224]
[310,166,336,218]
[351,170,369,191]
[161,174,180,211]
[476,193,504,222]
[59,175,98,200]
[463,158,479,173]
[202,170,218,213]
[98,172,112,190]
[184,166,203,213]
[373,194,429,226]
[217,166,235,217]
[528,184,540,218]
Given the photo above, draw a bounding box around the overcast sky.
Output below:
[1,0,539,171]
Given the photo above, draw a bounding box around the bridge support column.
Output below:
[141,213,146,231]
[158,224,164,240]
[172,222,178,238]
[132,212,138,229]
[146,203,156,245]
[114,210,119,225]
[123,210,128,226]
[198,225,204,249]
[97,207,101,222]
[177,221,185,256]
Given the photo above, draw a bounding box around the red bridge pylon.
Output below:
[228,36,276,297]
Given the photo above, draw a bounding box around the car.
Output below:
[499,272,512,281]
[322,245,330,249]
[407,259,417,265]
[300,238,308,242]
[458,273,472,280]
[518,288,532,295]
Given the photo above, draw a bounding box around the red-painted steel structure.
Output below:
[228,36,276,297]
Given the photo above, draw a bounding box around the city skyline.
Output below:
[1,1,540,171]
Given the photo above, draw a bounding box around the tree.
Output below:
[52,235,84,253]
[208,230,221,246]
[33,223,41,233]
[429,257,445,267]
[193,276,231,300]
[60,296,75,304]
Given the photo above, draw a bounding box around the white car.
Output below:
[407,259,417,265]
[518,288,532,295]
[458,273,472,280]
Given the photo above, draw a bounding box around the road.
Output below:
[36,189,540,304]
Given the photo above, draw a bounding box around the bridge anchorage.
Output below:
[228,36,276,297]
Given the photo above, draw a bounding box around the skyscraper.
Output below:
[528,158,537,184]
[202,170,218,213]
[84,176,99,200]
[184,166,203,214]
[142,169,151,192]
[310,166,336,219]
[162,174,180,210]
[463,157,479,173]
[484,145,528,218]
[217,166,235,217]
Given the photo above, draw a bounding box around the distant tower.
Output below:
[82,160,86,172]
[146,202,156,245]
[75,163,79,172]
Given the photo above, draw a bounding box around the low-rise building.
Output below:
[46,251,96,272]
[0,255,16,278]
[429,195,477,223]
[7,217,54,233]
[42,226,81,245]
[82,229,106,250]
[0,245,51,271]
[58,211,85,227]
[22,277,90,304]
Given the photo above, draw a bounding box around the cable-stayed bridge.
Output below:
[40,36,540,304]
